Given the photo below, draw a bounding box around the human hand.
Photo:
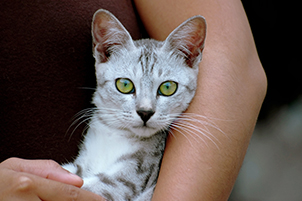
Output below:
[0,157,105,201]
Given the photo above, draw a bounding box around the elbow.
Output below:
[250,57,267,105]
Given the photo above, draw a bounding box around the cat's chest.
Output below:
[76,123,140,175]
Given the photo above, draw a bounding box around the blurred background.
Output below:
[230,1,301,200]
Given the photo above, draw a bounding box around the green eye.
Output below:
[116,78,135,94]
[158,81,178,96]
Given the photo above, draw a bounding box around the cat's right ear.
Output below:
[92,9,134,63]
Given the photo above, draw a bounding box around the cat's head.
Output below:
[91,9,206,138]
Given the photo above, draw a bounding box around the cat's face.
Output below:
[91,9,206,138]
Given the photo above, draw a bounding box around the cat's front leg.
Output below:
[81,175,128,201]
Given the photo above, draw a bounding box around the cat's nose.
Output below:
[136,110,155,124]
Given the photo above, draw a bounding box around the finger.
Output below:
[7,171,105,201]
[3,158,83,187]
[1,166,104,201]
[28,174,105,201]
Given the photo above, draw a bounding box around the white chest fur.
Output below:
[75,121,140,177]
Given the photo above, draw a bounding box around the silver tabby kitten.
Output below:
[63,9,206,201]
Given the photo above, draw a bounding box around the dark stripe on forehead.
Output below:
[138,48,158,75]
[150,54,157,74]
[138,53,146,74]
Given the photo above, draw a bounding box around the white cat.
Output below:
[63,9,206,201]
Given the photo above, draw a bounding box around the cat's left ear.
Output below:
[92,9,135,63]
[163,16,206,68]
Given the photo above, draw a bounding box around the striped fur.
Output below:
[63,9,206,200]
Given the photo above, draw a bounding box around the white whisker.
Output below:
[66,108,95,141]
[180,114,227,137]
[166,112,228,150]
[177,118,220,142]
[172,122,209,146]
[181,113,231,137]
[66,106,123,141]
[78,87,97,91]
[169,123,196,148]
[174,121,219,149]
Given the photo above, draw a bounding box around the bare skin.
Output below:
[0,158,105,201]
[0,0,266,200]
[134,0,267,200]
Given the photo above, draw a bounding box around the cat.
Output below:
[63,9,206,201]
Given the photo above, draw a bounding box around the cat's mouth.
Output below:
[131,125,158,138]
[133,124,155,130]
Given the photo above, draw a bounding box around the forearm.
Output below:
[135,0,267,200]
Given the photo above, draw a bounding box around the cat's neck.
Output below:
[76,120,138,174]
[75,119,166,176]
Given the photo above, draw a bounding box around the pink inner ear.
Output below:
[172,17,206,67]
[92,10,132,63]
[93,17,113,62]
[185,31,205,53]
[183,18,206,51]
[93,13,113,45]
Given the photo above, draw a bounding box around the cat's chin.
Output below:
[130,126,158,138]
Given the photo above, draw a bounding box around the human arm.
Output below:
[0,158,105,201]
[134,0,267,200]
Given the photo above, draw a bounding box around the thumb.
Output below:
[3,157,83,187]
